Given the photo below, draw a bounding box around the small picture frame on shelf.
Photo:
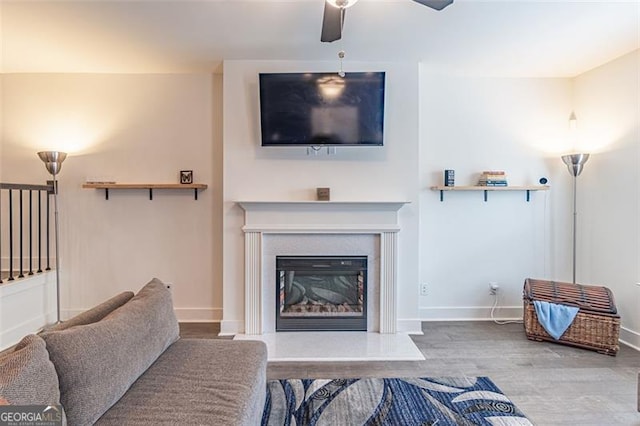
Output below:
[316,187,330,201]
[180,170,193,184]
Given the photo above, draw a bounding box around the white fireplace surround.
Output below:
[237,201,409,335]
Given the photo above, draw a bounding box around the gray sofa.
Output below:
[0,278,268,425]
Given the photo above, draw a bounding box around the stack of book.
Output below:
[478,171,508,187]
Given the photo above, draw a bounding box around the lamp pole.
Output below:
[38,151,67,324]
[571,173,578,284]
[561,153,589,285]
[52,169,61,323]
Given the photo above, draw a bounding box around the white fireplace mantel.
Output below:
[237,201,408,233]
[237,200,409,335]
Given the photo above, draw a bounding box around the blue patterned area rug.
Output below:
[262,377,533,425]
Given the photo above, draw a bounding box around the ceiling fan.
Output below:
[321,0,454,43]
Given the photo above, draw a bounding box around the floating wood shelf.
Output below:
[430,185,550,202]
[82,183,208,200]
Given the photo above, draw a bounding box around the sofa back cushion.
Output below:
[47,291,135,332]
[0,334,60,405]
[41,278,179,425]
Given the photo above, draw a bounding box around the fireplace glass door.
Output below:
[276,256,367,331]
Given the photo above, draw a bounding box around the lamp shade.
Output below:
[561,153,589,177]
[38,151,67,175]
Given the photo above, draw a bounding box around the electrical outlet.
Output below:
[420,283,428,296]
[489,282,499,295]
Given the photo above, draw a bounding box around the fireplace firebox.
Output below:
[276,256,367,331]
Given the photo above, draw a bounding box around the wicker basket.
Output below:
[523,278,620,356]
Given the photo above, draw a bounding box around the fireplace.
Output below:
[276,256,367,331]
[235,200,410,335]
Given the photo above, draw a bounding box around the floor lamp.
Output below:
[38,151,67,324]
[561,153,589,284]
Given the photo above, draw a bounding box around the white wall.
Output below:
[0,52,636,350]
[0,73,3,180]
[221,60,421,334]
[418,68,574,319]
[0,0,3,175]
[573,49,640,348]
[0,73,223,322]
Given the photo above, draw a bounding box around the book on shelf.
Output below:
[478,182,508,187]
[444,170,455,187]
[478,170,508,186]
[478,179,509,184]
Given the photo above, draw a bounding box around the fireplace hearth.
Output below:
[276,256,367,331]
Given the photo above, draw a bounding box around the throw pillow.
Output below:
[0,334,61,405]
[41,278,179,425]
[47,291,135,331]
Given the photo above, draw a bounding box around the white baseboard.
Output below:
[219,319,243,336]
[420,306,639,352]
[420,306,523,322]
[174,308,222,322]
[619,326,640,351]
[64,307,222,323]
[217,319,421,336]
[397,319,424,335]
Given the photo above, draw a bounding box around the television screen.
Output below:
[259,72,385,146]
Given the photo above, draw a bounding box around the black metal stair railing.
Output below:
[0,182,54,283]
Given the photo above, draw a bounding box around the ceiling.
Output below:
[1,0,638,76]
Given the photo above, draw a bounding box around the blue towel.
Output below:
[533,300,580,340]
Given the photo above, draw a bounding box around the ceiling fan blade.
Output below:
[321,2,344,43]
[411,0,454,11]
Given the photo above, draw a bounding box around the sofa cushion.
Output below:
[47,291,135,332]
[41,278,179,425]
[0,334,60,405]
[95,339,268,426]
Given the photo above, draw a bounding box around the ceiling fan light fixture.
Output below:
[326,0,358,9]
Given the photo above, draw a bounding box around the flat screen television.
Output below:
[259,72,385,147]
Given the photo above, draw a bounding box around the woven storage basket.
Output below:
[523,278,620,356]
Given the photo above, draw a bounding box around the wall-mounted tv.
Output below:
[259,72,385,147]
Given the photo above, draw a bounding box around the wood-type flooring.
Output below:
[179,321,640,425]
